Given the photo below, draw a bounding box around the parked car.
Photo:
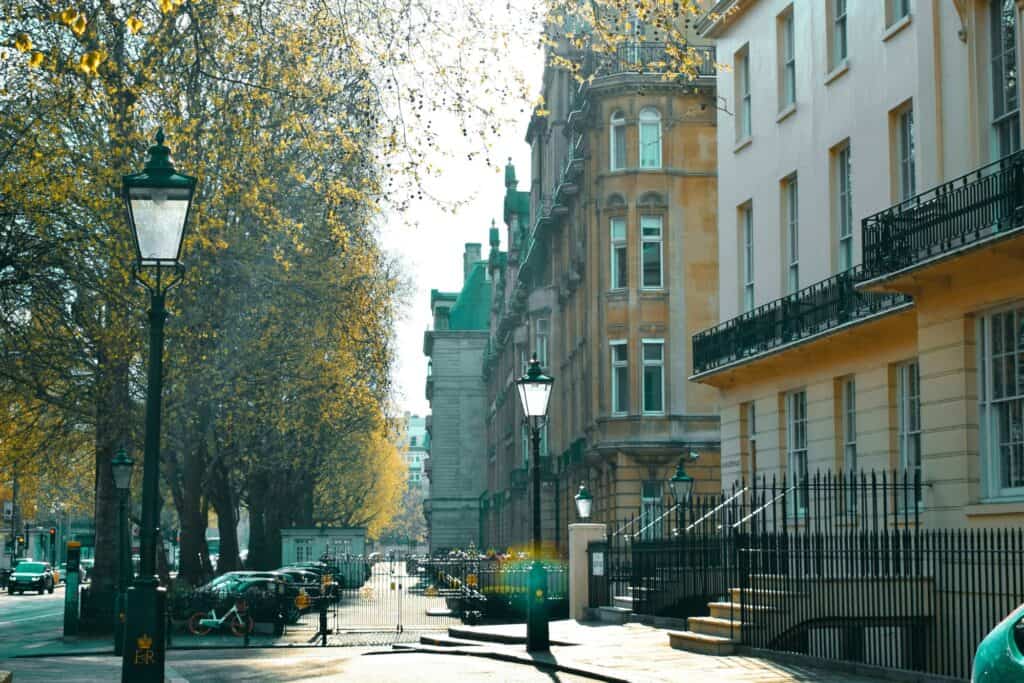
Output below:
[972,603,1024,681]
[9,561,56,595]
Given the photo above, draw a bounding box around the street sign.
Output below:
[2,501,11,521]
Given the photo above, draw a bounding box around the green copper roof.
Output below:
[447,260,491,331]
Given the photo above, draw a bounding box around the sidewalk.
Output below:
[398,619,893,683]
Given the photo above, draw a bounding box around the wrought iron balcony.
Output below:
[599,43,715,79]
[862,151,1024,281]
[692,266,912,376]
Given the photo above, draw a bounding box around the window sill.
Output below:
[966,500,1024,518]
[733,136,753,154]
[824,60,850,86]
[776,103,797,124]
[639,288,667,296]
[606,289,628,300]
[882,14,912,42]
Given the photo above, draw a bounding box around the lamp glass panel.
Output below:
[518,380,552,417]
[575,497,592,519]
[128,186,191,263]
[112,463,133,491]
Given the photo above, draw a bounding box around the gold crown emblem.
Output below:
[137,633,153,650]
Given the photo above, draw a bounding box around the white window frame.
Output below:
[641,339,665,415]
[784,176,799,294]
[991,0,1020,159]
[535,318,549,369]
[898,106,916,201]
[742,204,755,311]
[786,389,808,515]
[638,107,662,169]
[887,0,911,26]
[835,144,854,271]
[640,481,664,540]
[831,0,848,69]
[979,306,1024,498]
[779,8,796,109]
[745,402,758,482]
[736,47,752,141]
[841,377,857,474]
[640,215,663,289]
[610,217,627,290]
[610,111,627,170]
[611,340,629,416]
[897,360,922,504]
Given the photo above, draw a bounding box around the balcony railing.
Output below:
[692,266,912,376]
[862,150,1024,280]
[599,42,715,79]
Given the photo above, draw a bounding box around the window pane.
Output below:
[614,245,627,288]
[643,342,662,361]
[640,122,661,168]
[614,366,629,412]
[642,242,662,287]
[611,218,626,241]
[612,344,627,362]
[643,365,663,412]
[612,125,626,169]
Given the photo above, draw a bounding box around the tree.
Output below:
[380,483,428,547]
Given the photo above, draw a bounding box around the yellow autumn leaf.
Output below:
[59,8,78,25]
[14,33,32,53]
[126,17,144,34]
[160,0,174,13]
[28,52,44,68]
[71,15,87,36]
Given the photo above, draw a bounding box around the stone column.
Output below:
[568,523,606,621]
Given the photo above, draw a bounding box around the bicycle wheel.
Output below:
[230,614,254,637]
[188,612,212,636]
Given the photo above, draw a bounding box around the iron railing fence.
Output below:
[692,266,912,375]
[598,42,716,79]
[740,526,1024,681]
[590,470,921,621]
[862,150,1024,280]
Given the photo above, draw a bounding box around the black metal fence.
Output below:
[740,526,1024,680]
[599,42,716,79]
[588,469,1024,680]
[862,149,1024,280]
[592,470,922,621]
[692,266,912,375]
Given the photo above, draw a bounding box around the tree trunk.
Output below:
[88,344,131,629]
[177,405,209,586]
[210,462,240,573]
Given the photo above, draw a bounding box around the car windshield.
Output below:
[17,563,46,573]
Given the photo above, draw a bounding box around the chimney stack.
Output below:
[463,243,482,282]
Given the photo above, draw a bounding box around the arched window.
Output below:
[610,111,626,171]
[638,108,662,169]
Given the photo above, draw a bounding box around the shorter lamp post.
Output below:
[515,353,553,652]
[111,449,134,656]
[669,454,696,534]
[574,483,593,521]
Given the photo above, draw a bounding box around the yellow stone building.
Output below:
[481,38,722,554]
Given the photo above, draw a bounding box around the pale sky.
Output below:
[380,13,544,418]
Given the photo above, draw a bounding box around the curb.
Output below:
[381,643,631,683]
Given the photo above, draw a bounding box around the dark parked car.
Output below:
[9,561,56,595]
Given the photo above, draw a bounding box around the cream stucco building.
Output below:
[693,0,1024,528]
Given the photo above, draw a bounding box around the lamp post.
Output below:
[111,448,134,656]
[515,353,553,652]
[121,128,196,682]
[574,483,593,521]
[669,454,696,534]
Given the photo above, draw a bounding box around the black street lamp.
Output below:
[515,353,553,652]
[669,454,696,535]
[111,448,134,656]
[121,129,196,682]
[574,483,593,521]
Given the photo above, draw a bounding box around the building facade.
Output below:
[480,29,723,555]
[693,0,1024,528]
[422,245,491,552]
[399,413,429,493]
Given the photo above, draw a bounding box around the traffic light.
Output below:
[49,527,56,537]
[49,527,57,564]
[16,535,24,545]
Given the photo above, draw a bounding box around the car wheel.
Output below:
[39,587,44,595]
[48,582,54,594]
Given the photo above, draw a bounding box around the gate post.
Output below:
[569,523,606,620]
